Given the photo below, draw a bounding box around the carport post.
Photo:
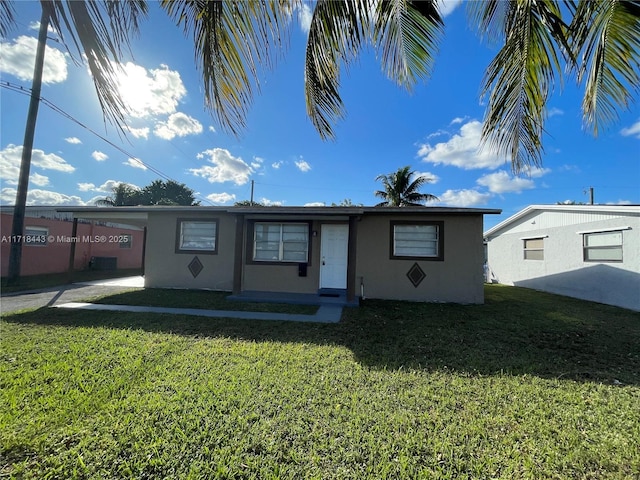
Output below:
[67,218,78,283]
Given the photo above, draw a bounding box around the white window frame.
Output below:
[391,222,443,260]
[24,226,48,247]
[253,222,309,263]
[582,230,623,262]
[523,237,544,261]
[176,219,218,254]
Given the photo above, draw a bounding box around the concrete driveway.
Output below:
[0,276,143,315]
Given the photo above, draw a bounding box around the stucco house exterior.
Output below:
[484,204,640,311]
[1,206,144,277]
[59,205,500,305]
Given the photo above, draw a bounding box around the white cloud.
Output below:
[605,199,633,205]
[190,148,253,185]
[295,159,311,172]
[208,125,216,133]
[126,126,150,139]
[113,62,187,118]
[65,137,82,144]
[28,21,58,35]
[437,0,463,17]
[77,180,135,193]
[0,144,75,185]
[296,3,313,32]
[418,120,508,170]
[123,158,147,170]
[621,119,640,139]
[526,166,551,178]
[272,161,283,169]
[29,173,49,186]
[0,187,84,206]
[449,116,467,125]
[438,189,492,207]
[415,171,440,184]
[548,107,564,117]
[206,192,236,204]
[476,170,535,194]
[92,151,109,162]
[154,112,203,140]
[0,35,68,83]
[78,182,96,192]
[304,202,325,207]
[260,197,284,206]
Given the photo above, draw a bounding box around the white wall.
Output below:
[486,210,640,311]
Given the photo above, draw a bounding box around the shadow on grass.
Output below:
[3,285,639,385]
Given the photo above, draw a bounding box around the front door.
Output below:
[320,224,349,290]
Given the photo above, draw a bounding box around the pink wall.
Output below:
[1,214,144,277]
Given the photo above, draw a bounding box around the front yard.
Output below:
[1,285,638,479]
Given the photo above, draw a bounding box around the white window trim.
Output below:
[176,219,218,254]
[576,226,631,235]
[582,229,624,263]
[253,222,309,263]
[523,237,545,260]
[519,234,549,240]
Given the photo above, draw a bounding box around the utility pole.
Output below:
[588,186,594,205]
[7,9,49,285]
[250,180,255,206]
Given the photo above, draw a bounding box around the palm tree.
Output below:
[2,1,147,284]
[374,166,439,207]
[469,0,640,172]
[3,0,638,283]
[95,183,142,207]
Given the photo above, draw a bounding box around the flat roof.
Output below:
[55,205,502,215]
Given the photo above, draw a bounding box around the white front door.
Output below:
[320,224,349,289]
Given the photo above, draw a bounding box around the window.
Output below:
[253,223,309,262]
[583,231,623,262]
[119,234,132,249]
[523,237,544,260]
[391,221,443,260]
[175,219,218,254]
[24,226,48,246]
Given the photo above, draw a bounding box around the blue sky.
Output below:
[1,1,638,230]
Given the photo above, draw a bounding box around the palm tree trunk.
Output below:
[6,7,49,285]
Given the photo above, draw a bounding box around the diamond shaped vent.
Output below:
[188,256,204,278]
[406,262,426,288]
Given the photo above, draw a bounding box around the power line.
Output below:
[1,80,216,206]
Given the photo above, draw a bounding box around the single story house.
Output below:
[58,205,500,305]
[484,204,640,311]
[1,206,144,277]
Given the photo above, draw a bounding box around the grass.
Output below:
[1,285,639,479]
[1,269,143,294]
[93,288,318,315]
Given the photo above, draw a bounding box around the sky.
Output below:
[1,1,638,231]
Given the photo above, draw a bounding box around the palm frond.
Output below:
[0,0,16,38]
[476,0,569,173]
[373,0,443,89]
[571,0,640,135]
[304,0,370,139]
[374,166,437,206]
[45,0,148,133]
[161,0,291,136]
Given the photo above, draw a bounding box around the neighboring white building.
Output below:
[484,205,640,311]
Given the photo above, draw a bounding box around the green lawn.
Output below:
[1,285,639,479]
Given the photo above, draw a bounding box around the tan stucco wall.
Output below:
[144,211,236,290]
[145,212,486,304]
[355,214,485,304]
[241,220,321,294]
